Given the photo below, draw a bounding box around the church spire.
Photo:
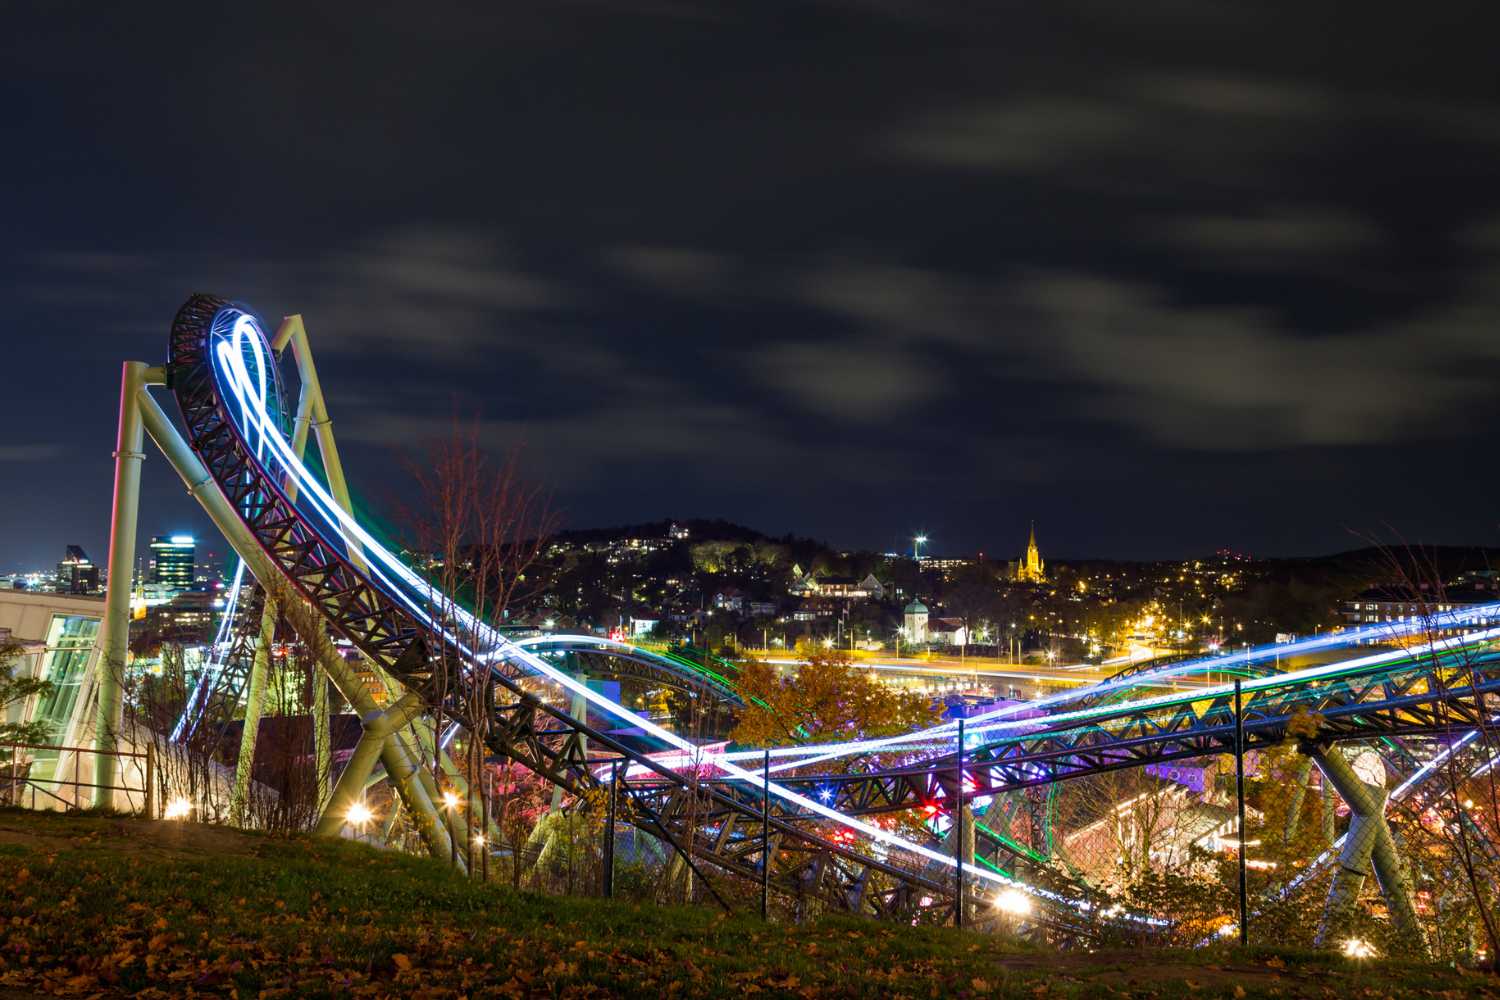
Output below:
[1017,520,1045,583]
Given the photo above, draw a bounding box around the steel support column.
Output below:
[274,322,340,802]
[229,600,277,824]
[134,385,453,859]
[1308,744,1426,955]
[312,671,330,805]
[317,692,424,836]
[93,361,148,807]
[550,673,589,812]
[1283,756,1313,845]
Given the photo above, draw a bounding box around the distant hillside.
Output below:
[553,522,1500,581]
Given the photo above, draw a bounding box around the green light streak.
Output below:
[974,854,1013,879]
[976,642,1498,754]
[976,820,1049,864]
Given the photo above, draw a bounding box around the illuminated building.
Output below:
[55,545,100,595]
[0,589,104,772]
[917,556,973,578]
[1341,584,1497,627]
[1013,522,1046,584]
[790,571,887,600]
[149,535,196,596]
[903,598,929,643]
[925,616,968,646]
[137,589,221,648]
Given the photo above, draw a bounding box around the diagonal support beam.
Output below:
[317,692,425,834]
[135,385,455,859]
[229,599,278,824]
[1306,743,1426,956]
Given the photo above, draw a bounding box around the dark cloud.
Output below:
[3,0,1499,570]
[606,246,731,296]
[1158,208,1384,261]
[0,445,67,463]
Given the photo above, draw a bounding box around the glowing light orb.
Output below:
[993,888,1033,917]
[163,797,193,821]
[347,802,374,828]
[1342,938,1377,959]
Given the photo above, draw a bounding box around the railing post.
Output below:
[604,759,618,898]
[144,743,155,820]
[761,748,771,921]
[1234,678,1248,946]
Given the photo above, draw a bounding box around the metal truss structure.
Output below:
[736,643,1500,819]
[175,584,266,744]
[159,294,978,920]
[80,291,1496,947]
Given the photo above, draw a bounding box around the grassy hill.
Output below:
[0,808,1493,998]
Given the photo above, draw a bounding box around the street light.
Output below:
[913,535,928,562]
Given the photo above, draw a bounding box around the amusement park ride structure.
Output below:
[82,294,1500,950]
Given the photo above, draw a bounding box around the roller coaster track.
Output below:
[161,293,1499,932]
[168,294,1003,922]
[516,634,745,707]
[707,639,1500,816]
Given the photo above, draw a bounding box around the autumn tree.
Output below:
[400,420,554,878]
[730,645,938,750]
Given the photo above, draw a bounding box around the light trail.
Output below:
[173,311,280,743]
[523,627,1500,776]
[960,632,1500,752]
[206,311,1097,913]
[170,557,246,742]
[763,656,1116,686]
[747,609,1500,774]
[702,633,1497,782]
[519,633,741,693]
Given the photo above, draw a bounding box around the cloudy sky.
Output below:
[4,1,1499,569]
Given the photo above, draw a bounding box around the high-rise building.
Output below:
[149,535,196,595]
[55,545,100,595]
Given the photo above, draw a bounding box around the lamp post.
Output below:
[955,716,965,929]
[913,535,928,562]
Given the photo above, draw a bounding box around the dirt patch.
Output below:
[0,811,270,862]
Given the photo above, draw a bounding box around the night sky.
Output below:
[5,2,1500,571]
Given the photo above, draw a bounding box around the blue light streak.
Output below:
[203,312,1091,913]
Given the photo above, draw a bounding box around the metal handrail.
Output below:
[1,741,155,818]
